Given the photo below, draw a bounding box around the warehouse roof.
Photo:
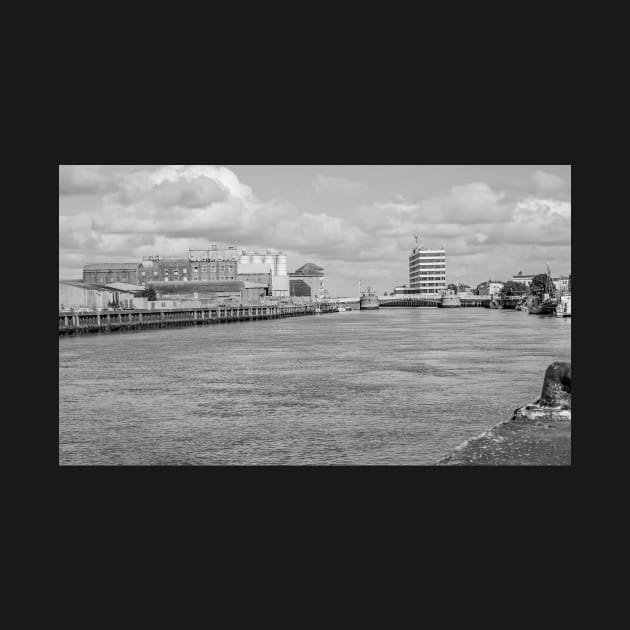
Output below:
[83,263,142,271]
[105,282,146,292]
[292,263,324,276]
[59,280,117,291]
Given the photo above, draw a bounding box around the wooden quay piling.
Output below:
[59,303,337,336]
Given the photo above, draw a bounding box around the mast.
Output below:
[546,262,554,297]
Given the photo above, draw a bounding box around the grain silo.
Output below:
[275,252,288,276]
[239,252,251,266]
[264,251,277,274]
[251,252,264,264]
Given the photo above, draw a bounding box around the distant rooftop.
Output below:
[105,282,146,292]
[83,263,142,271]
[59,280,117,291]
[292,263,324,276]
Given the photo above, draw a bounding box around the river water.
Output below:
[59,308,571,465]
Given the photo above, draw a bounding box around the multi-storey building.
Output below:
[142,247,239,283]
[408,245,446,294]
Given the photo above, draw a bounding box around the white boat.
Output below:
[439,293,461,308]
[556,294,571,317]
[360,288,380,310]
[337,306,347,312]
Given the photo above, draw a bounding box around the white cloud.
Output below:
[418,182,510,224]
[59,166,571,294]
[313,173,365,195]
[531,170,565,192]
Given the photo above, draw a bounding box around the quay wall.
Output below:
[59,303,336,336]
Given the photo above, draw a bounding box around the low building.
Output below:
[289,263,325,302]
[511,272,535,287]
[147,280,267,305]
[59,280,118,311]
[83,263,144,286]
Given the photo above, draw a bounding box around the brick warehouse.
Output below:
[83,263,144,286]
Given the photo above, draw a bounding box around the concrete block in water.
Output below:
[538,362,571,409]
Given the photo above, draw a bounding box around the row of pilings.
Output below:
[379,297,491,307]
[59,304,336,336]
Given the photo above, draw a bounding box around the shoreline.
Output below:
[436,362,571,466]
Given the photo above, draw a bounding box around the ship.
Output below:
[528,264,558,315]
[359,286,380,310]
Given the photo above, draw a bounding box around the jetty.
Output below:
[59,303,337,336]
[436,362,571,466]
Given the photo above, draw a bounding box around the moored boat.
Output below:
[498,295,521,309]
[527,295,557,315]
[360,286,380,310]
[555,294,571,317]
[528,264,558,316]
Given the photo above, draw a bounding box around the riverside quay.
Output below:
[59,303,338,336]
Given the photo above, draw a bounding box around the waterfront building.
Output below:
[83,263,144,286]
[553,276,571,295]
[142,247,238,283]
[511,271,535,287]
[59,280,117,311]
[59,280,146,311]
[477,280,505,297]
[408,244,446,294]
[237,249,289,298]
[289,263,325,302]
[147,280,267,305]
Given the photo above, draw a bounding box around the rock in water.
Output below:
[538,362,571,408]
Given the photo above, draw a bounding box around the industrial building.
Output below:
[237,249,289,298]
[289,263,325,302]
[80,245,289,299]
[147,280,267,306]
[142,246,240,283]
[83,263,144,286]
[408,240,446,294]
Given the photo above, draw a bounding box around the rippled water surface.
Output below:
[59,308,571,465]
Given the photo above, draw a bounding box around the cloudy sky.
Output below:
[59,165,571,295]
